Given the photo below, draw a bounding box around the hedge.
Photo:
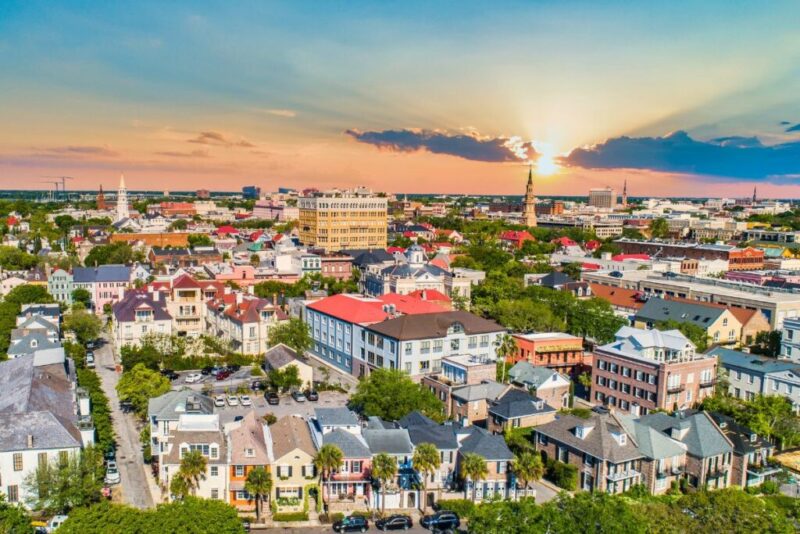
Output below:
[76,368,115,452]
[272,512,309,522]
[435,499,476,518]
[545,459,578,491]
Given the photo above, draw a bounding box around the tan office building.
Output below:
[299,189,388,252]
[588,187,617,209]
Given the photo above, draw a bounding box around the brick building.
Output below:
[511,332,587,377]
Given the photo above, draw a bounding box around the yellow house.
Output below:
[633,298,744,346]
[266,415,317,505]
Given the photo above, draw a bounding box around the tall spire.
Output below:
[753,186,757,204]
[527,164,533,185]
[523,165,537,227]
[119,172,126,190]
[116,172,129,222]
[622,179,628,207]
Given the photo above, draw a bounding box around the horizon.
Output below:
[2,2,800,197]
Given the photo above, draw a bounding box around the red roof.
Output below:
[585,240,601,250]
[581,262,602,271]
[216,225,238,235]
[611,254,650,261]
[6,216,18,226]
[172,274,202,289]
[500,230,534,242]
[249,230,264,241]
[272,233,284,242]
[402,231,416,238]
[433,242,452,248]
[235,212,252,219]
[551,236,577,247]
[386,247,406,254]
[429,256,450,270]
[70,236,84,244]
[378,293,446,314]
[407,289,451,303]
[307,293,443,324]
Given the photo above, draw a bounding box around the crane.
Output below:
[41,175,75,199]
[38,181,61,202]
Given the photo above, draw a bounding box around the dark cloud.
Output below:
[786,123,800,133]
[188,131,255,148]
[345,128,536,162]
[780,121,792,126]
[155,149,210,158]
[562,130,800,180]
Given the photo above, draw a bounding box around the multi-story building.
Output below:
[712,347,800,409]
[73,264,132,313]
[147,390,214,474]
[363,425,418,510]
[398,412,459,503]
[511,333,587,377]
[507,362,571,408]
[633,297,743,347]
[112,290,173,348]
[319,253,354,281]
[487,388,557,434]
[613,239,764,271]
[456,426,515,501]
[227,411,271,511]
[0,350,94,508]
[47,268,74,305]
[588,187,617,209]
[592,326,717,415]
[709,412,779,488]
[360,311,506,379]
[265,415,317,505]
[205,294,286,355]
[298,189,388,252]
[421,355,499,417]
[781,317,800,363]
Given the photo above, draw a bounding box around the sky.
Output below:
[1,1,800,197]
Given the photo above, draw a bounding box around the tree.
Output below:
[412,443,441,512]
[24,447,104,514]
[169,219,188,231]
[677,488,795,533]
[349,368,445,422]
[460,453,488,502]
[267,318,312,355]
[313,444,344,512]
[0,245,38,270]
[244,466,272,521]
[64,309,103,345]
[267,364,303,393]
[649,218,669,238]
[752,330,782,358]
[0,493,32,534]
[84,242,143,267]
[187,234,213,248]
[493,299,565,333]
[71,288,93,309]
[371,453,397,516]
[175,450,207,497]
[561,262,583,280]
[493,334,516,384]
[116,364,171,418]
[511,452,544,496]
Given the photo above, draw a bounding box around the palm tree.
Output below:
[371,453,398,516]
[178,450,208,496]
[460,453,488,502]
[245,466,272,521]
[412,443,441,512]
[313,444,344,512]
[169,473,190,500]
[511,452,543,498]
[494,334,517,383]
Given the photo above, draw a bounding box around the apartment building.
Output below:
[511,332,587,377]
[47,268,74,305]
[112,290,173,348]
[592,326,717,415]
[421,355,498,417]
[298,189,388,252]
[781,317,800,363]
[613,239,764,271]
[712,347,800,410]
[72,264,132,312]
[588,187,617,209]
[206,295,287,355]
[633,298,742,346]
[507,362,571,409]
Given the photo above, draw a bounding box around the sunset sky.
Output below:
[2,1,800,197]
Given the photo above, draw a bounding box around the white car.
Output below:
[104,461,121,485]
[239,395,252,406]
[45,515,69,533]
[185,373,203,384]
[214,395,226,408]
[227,395,239,406]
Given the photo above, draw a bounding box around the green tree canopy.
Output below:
[71,288,93,309]
[0,246,38,270]
[655,319,709,352]
[64,309,103,345]
[116,363,171,418]
[84,242,143,267]
[350,368,445,422]
[23,447,104,515]
[267,318,312,355]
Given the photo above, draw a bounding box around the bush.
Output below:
[760,480,780,495]
[435,499,476,518]
[262,413,277,425]
[76,368,115,453]
[319,512,344,524]
[546,459,578,491]
[272,512,309,522]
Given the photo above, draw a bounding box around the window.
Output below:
[13,453,22,471]
[405,363,412,374]
[235,465,245,477]
[352,461,362,473]
[38,452,48,468]
[433,340,443,352]
[421,341,431,354]
[497,461,507,474]
[405,343,412,355]
[211,466,219,476]
[245,448,255,457]
[6,485,18,503]
[420,360,430,371]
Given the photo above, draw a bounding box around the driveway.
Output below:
[94,334,154,509]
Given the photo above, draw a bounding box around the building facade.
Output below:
[298,189,388,252]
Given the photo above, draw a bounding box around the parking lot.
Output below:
[213,389,349,424]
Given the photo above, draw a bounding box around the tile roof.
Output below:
[366,311,504,341]
[270,415,316,459]
[637,412,732,459]
[589,283,645,310]
[172,274,202,289]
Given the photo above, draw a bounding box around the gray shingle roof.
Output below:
[458,427,513,461]
[366,311,504,341]
[710,347,798,375]
[398,411,436,428]
[488,389,555,420]
[8,332,61,356]
[406,423,459,450]
[323,429,371,458]
[452,381,508,403]
[363,428,414,455]
[637,412,733,459]
[508,362,560,388]
[616,414,686,460]
[635,298,726,328]
[264,344,300,369]
[0,411,81,452]
[314,407,359,428]
[535,412,644,463]
[73,264,131,283]
[112,291,171,322]
[147,389,214,421]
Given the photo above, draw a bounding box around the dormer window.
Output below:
[618,434,627,445]
[575,424,594,439]
[245,448,255,457]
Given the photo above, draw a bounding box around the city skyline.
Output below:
[2,1,800,196]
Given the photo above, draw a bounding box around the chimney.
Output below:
[27,434,34,448]
[421,290,427,300]
[236,292,243,305]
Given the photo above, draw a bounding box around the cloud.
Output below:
[155,149,210,158]
[260,108,296,118]
[786,123,800,133]
[33,145,119,158]
[345,128,536,163]
[780,121,792,126]
[188,131,255,148]
[562,130,800,180]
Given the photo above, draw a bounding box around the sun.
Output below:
[532,141,560,176]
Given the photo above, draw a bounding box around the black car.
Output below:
[227,364,242,372]
[305,389,319,401]
[250,380,266,391]
[265,392,280,405]
[332,515,369,533]
[160,369,179,380]
[421,511,460,531]
[120,401,134,413]
[104,446,116,464]
[201,366,214,376]
[609,271,624,278]
[376,514,412,531]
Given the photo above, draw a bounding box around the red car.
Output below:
[215,370,232,381]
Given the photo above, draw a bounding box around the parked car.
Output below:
[185,373,203,384]
[234,415,244,422]
[241,519,251,532]
[210,366,224,376]
[609,271,624,278]
[43,515,69,533]
[227,364,242,372]
[265,392,280,405]
[291,390,306,402]
[104,461,121,485]
[85,352,95,368]
[239,395,252,406]
[216,370,232,381]
[214,395,226,408]
[250,380,266,391]
[333,515,369,533]
[421,511,460,531]
[104,446,116,464]
[305,390,319,401]
[376,514,413,531]
[85,340,95,349]
[160,369,179,381]
[201,366,214,376]
[227,395,239,406]
[120,401,134,413]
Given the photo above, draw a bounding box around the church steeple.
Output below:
[116,173,130,222]
[523,165,537,227]
[622,179,628,207]
[752,186,757,204]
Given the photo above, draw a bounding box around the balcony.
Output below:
[699,378,717,388]
[666,384,685,394]
[706,465,730,479]
[606,469,641,482]
[657,466,684,478]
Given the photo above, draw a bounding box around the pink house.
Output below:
[73,264,133,313]
[205,264,257,287]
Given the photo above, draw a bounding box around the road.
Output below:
[94,334,154,509]
[253,526,449,534]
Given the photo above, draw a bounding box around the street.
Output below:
[94,334,155,509]
[252,525,450,534]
